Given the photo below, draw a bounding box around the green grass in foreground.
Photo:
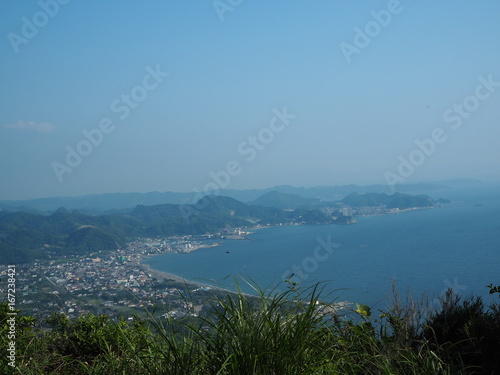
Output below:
[1,280,500,374]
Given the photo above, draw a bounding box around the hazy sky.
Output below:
[1,1,499,200]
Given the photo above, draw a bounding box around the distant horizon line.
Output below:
[1,177,491,203]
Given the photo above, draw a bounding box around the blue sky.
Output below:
[1,0,499,200]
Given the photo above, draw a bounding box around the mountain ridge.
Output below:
[0,195,334,264]
[0,180,467,214]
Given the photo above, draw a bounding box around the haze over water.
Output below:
[145,185,500,308]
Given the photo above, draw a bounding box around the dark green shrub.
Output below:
[423,290,500,374]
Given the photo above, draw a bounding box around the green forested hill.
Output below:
[0,196,330,263]
[0,192,447,264]
[342,192,436,209]
[249,190,321,209]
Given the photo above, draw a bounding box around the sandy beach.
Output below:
[133,227,270,295]
[139,258,237,294]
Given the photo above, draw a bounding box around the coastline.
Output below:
[123,206,450,295]
[134,209,437,295]
[138,254,239,295]
[132,228,269,295]
[176,242,222,254]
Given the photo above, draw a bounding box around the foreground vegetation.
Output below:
[1,281,499,374]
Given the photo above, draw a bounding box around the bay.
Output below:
[145,185,500,309]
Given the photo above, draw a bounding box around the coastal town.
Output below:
[0,229,253,322]
[0,202,440,322]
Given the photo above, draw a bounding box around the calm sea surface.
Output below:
[145,185,500,308]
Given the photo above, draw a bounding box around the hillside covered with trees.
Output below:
[0,195,339,264]
[1,282,499,374]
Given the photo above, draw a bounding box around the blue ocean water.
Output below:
[145,185,500,308]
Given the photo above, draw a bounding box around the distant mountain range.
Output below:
[0,187,454,264]
[0,195,342,264]
[249,191,322,210]
[0,179,477,214]
[340,192,445,209]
